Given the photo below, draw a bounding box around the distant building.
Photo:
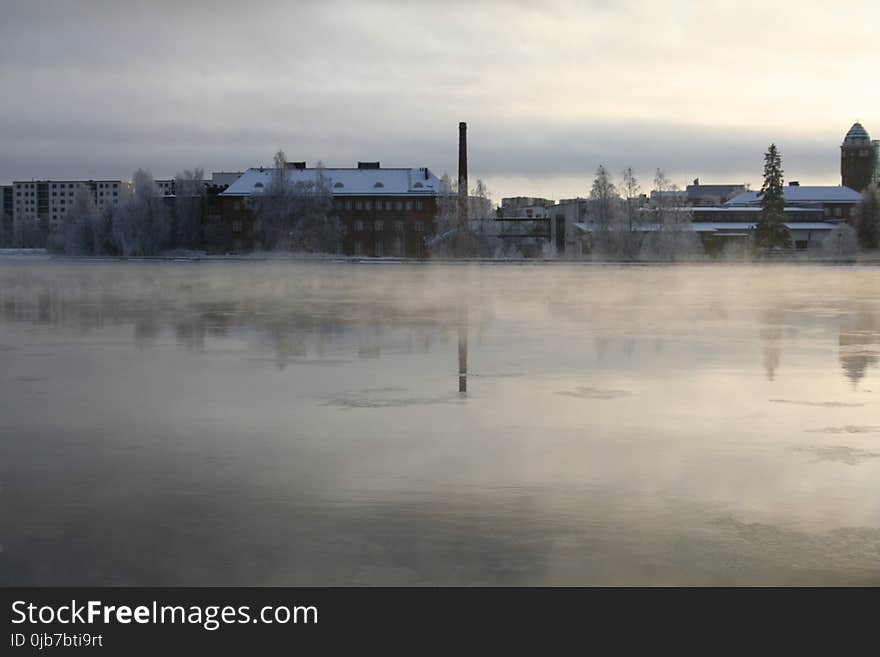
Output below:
[500,197,554,218]
[685,179,747,206]
[689,183,862,251]
[216,163,441,255]
[841,122,876,192]
[648,189,687,207]
[11,179,129,230]
[0,185,12,243]
[723,183,862,219]
[155,172,244,197]
[545,197,589,257]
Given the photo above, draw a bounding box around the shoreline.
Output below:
[2,250,879,266]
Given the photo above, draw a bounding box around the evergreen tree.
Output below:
[753,143,792,253]
[857,184,880,250]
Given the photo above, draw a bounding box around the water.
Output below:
[1,259,879,585]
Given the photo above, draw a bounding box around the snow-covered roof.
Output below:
[221,167,441,197]
[573,222,835,233]
[726,186,862,206]
[692,206,824,213]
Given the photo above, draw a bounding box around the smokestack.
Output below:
[458,122,468,229]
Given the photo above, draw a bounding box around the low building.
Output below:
[723,183,862,220]
[500,197,554,218]
[685,179,748,205]
[215,163,442,255]
[155,172,243,197]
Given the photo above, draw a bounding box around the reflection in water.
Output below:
[458,303,468,395]
[758,309,784,381]
[839,312,880,387]
[1,260,880,586]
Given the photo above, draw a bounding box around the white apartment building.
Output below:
[11,179,130,228]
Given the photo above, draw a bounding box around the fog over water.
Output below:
[1,260,879,585]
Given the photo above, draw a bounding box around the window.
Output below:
[333,182,344,189]
[374,220,384,231]
[395,201,403,211]
[365,200,372,210]
[354,240,363,255]
[394,220,403,232]
[375,240,384,257]
[355,200,363,210]
[405,201,412,211]
[345,200,352,210]
[834,207,842,217]
[233,201,241,211]
[354,220,364,232]
[232,220,243,233]
[385,201,392,211]
[415,220,424,232]
[413,182,423,188]
[373,182,384,188]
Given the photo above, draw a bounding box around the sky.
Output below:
[1,0,878,201]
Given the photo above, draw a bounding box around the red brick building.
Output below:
[209,162,442,256]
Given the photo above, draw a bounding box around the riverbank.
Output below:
[3,248,880,265]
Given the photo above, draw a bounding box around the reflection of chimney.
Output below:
[458,122,468,229]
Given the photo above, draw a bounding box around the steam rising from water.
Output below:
[0,260,879,585]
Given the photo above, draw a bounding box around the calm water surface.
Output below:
[1,259,879,585]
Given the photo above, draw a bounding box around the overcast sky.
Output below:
[1,0,877,200]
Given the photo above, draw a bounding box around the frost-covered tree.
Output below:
[172,167,205,251]
[470,179,493,218]
[754,144,792,253]
[821,223,859,257]
[857,184,880,250]
[588,165,621,256]
[288,170,342,253]
[249,152,342,252]
[589,165,617,230]
[112,169,172,256]
[60,186,99,255]
[639,169,702,261]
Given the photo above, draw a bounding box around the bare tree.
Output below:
[857,184,880,250]
[61,186,99,255]
[588,165,621,256]
[172,167,205,250]
[640,169,702,260]
[112,169,172,256]
[249,152,342,252]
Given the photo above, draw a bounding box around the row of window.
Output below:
[353,219,424,232]
[352,240,425,257]
[337,199,424,212]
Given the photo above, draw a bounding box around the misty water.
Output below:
[1,259,879,586]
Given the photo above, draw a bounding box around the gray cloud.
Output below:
[0,0,874,198]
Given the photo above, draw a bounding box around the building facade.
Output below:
[11,179,129,230]
[214,163,442,256]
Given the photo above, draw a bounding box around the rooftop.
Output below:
[843,122,871,146]
[726,185,862,206]
[221,167,442,197]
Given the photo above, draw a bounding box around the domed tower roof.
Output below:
[843,122,870,146]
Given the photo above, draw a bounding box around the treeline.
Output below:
[36,169,205,256]
[585,165,704,260]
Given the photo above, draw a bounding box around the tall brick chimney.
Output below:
[458,121,468,230]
